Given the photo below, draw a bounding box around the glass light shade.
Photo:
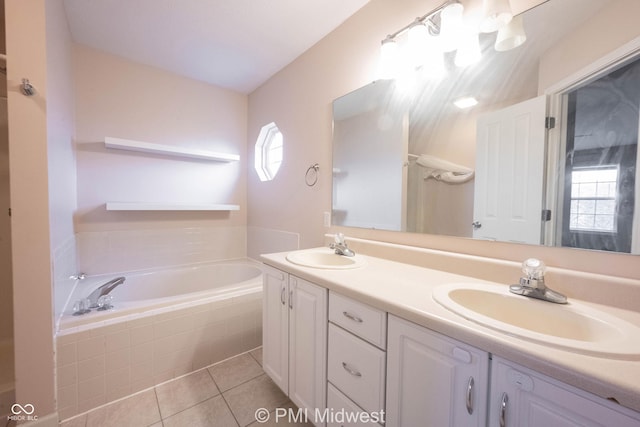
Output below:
[408,22,429,69]
[379,37,400,79]
[439,2,464,53]
[480,0,513,33]
[495,14,526,51]
[408,21,446,78]
[455,30,481,67]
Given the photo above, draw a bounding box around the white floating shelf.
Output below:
[106,202,240,211]
[104,137,240,162]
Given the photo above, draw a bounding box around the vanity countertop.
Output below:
[261,249,640,414]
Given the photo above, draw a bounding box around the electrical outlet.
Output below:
[323,211,331,227]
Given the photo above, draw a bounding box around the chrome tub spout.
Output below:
[87,276,126,308]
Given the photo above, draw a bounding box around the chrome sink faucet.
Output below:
[509,258,567,304]
[330,233,355,257]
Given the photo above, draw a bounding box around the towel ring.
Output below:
[305,163,319,187]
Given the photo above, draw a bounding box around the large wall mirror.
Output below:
[332,0,640,254]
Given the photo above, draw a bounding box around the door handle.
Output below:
[499,392,508,427]
[466,376,474,415]
[472,221,482,230]
[280,286,286,305]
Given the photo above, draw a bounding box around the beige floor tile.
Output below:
[59,414,87,427]
[223,374,288,427]
[155,369,220,418]
[86,389,161,427]
[208,353,264,392]
[249,347,262,367]
[162,395,238,427]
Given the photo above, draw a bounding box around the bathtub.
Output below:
[55,259,264,420]
[59,259,263,330]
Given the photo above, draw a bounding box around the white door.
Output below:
[473,95,547,244]
[489,357,640,427]
[386,315,489,427]
[262,265,289,394]
[288,276,328,424]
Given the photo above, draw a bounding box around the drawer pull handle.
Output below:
[466,376,474,415]
[499,392,508,427]
[341,362,362,377]
[342,311,363,323]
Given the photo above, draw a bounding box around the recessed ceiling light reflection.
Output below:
[454,96,478,109]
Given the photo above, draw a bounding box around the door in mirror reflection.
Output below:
[474,95,546,244]
[559,56,640,253]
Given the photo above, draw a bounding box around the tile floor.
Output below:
[59,347,312,427]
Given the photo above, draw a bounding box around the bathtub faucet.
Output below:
[87,276,126,308]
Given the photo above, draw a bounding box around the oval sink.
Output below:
[286,248,365,269]
[433,283,640,359]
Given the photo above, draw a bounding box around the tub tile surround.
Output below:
[77,226,247,276]
[55,291,262,420]
[59,348,309,427]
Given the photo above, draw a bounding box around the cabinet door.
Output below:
[289,275,328,421]
[489,357,640,427]
[262,265,289,394]
[386,315,489,427]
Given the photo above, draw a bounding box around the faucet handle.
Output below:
[522,258,545,280]
[334,233,346,245]
[97,295,114,311]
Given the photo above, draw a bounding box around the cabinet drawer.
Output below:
[327,383,383,427]
[328,323,386,414]
[329,291,387,348]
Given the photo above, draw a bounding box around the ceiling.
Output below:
[63,0,371,94]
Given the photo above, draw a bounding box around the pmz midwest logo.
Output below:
[8,403,38,422]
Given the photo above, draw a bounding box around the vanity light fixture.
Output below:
[454,29,482,67]
[453,96,478,109]
[480,0,513,33]
[378,0,524,80]
[439,2,465,53]
[379,36,400,80]
[495,14,526,51]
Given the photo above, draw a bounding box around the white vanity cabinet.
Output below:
[262,265,328,424]
[386,315,489,427]
[489,356,640,427]
[327,291,387,425]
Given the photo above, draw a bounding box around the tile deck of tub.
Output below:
[60,348,312,427]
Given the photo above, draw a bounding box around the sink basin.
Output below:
[286,248,365,269]
[433,283,640,359]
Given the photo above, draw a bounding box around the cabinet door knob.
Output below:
[341,362,362,377]
[499,392,508,427]
[466,376,474,415]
